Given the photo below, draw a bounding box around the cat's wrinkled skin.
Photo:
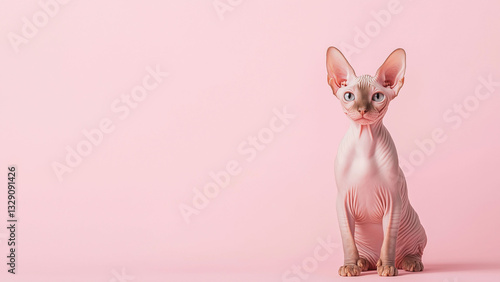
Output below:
[326,47,427,277]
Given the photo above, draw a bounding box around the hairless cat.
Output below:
[326,47,427,277]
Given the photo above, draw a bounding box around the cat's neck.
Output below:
[348,119,385,142]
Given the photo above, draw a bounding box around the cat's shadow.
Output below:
[359,263,500,277]
[419,262,500,273]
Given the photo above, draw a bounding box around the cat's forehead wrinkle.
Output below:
[355,75,376,92]
[353,75,377,97]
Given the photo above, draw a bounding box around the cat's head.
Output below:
[326,47,406,125]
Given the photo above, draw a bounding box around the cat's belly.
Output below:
[342,184,389,223]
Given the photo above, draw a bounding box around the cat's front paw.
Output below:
[376,259,398,276]
[338,264,361,276]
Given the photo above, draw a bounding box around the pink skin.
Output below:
[326,47,427,277]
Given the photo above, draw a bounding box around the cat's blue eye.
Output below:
[372,93,385,102]
[344,92,355,101]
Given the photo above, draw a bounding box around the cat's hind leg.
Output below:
[394,205,427,272]
[356,243,379,271]
[401,255,424,272]
[356,257,370,271]
[355,222,383,271]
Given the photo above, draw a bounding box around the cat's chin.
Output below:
[353,118,375,125]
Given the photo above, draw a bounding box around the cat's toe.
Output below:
[377,264,398,276]
[376,259,398,276]
[338,264,361,276]
[401,255,424,272]
[356,257,370,271]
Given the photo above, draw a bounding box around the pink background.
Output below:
[1,0,499,281]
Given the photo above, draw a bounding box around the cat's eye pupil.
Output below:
[372,93,384,102]
[344,92,354,101]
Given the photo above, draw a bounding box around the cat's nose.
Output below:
[358,108,368,115]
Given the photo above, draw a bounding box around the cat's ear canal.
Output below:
[326,47,356,97]
[375,48,406,96]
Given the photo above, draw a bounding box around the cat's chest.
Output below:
[335,130,399,188]
[336,153,386,187]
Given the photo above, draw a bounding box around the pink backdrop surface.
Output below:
[1,0,499,281]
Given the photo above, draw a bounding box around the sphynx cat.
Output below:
[326,47,427,277]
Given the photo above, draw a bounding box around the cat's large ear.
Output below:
[375,48,406,96]
[326,47,356,97]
